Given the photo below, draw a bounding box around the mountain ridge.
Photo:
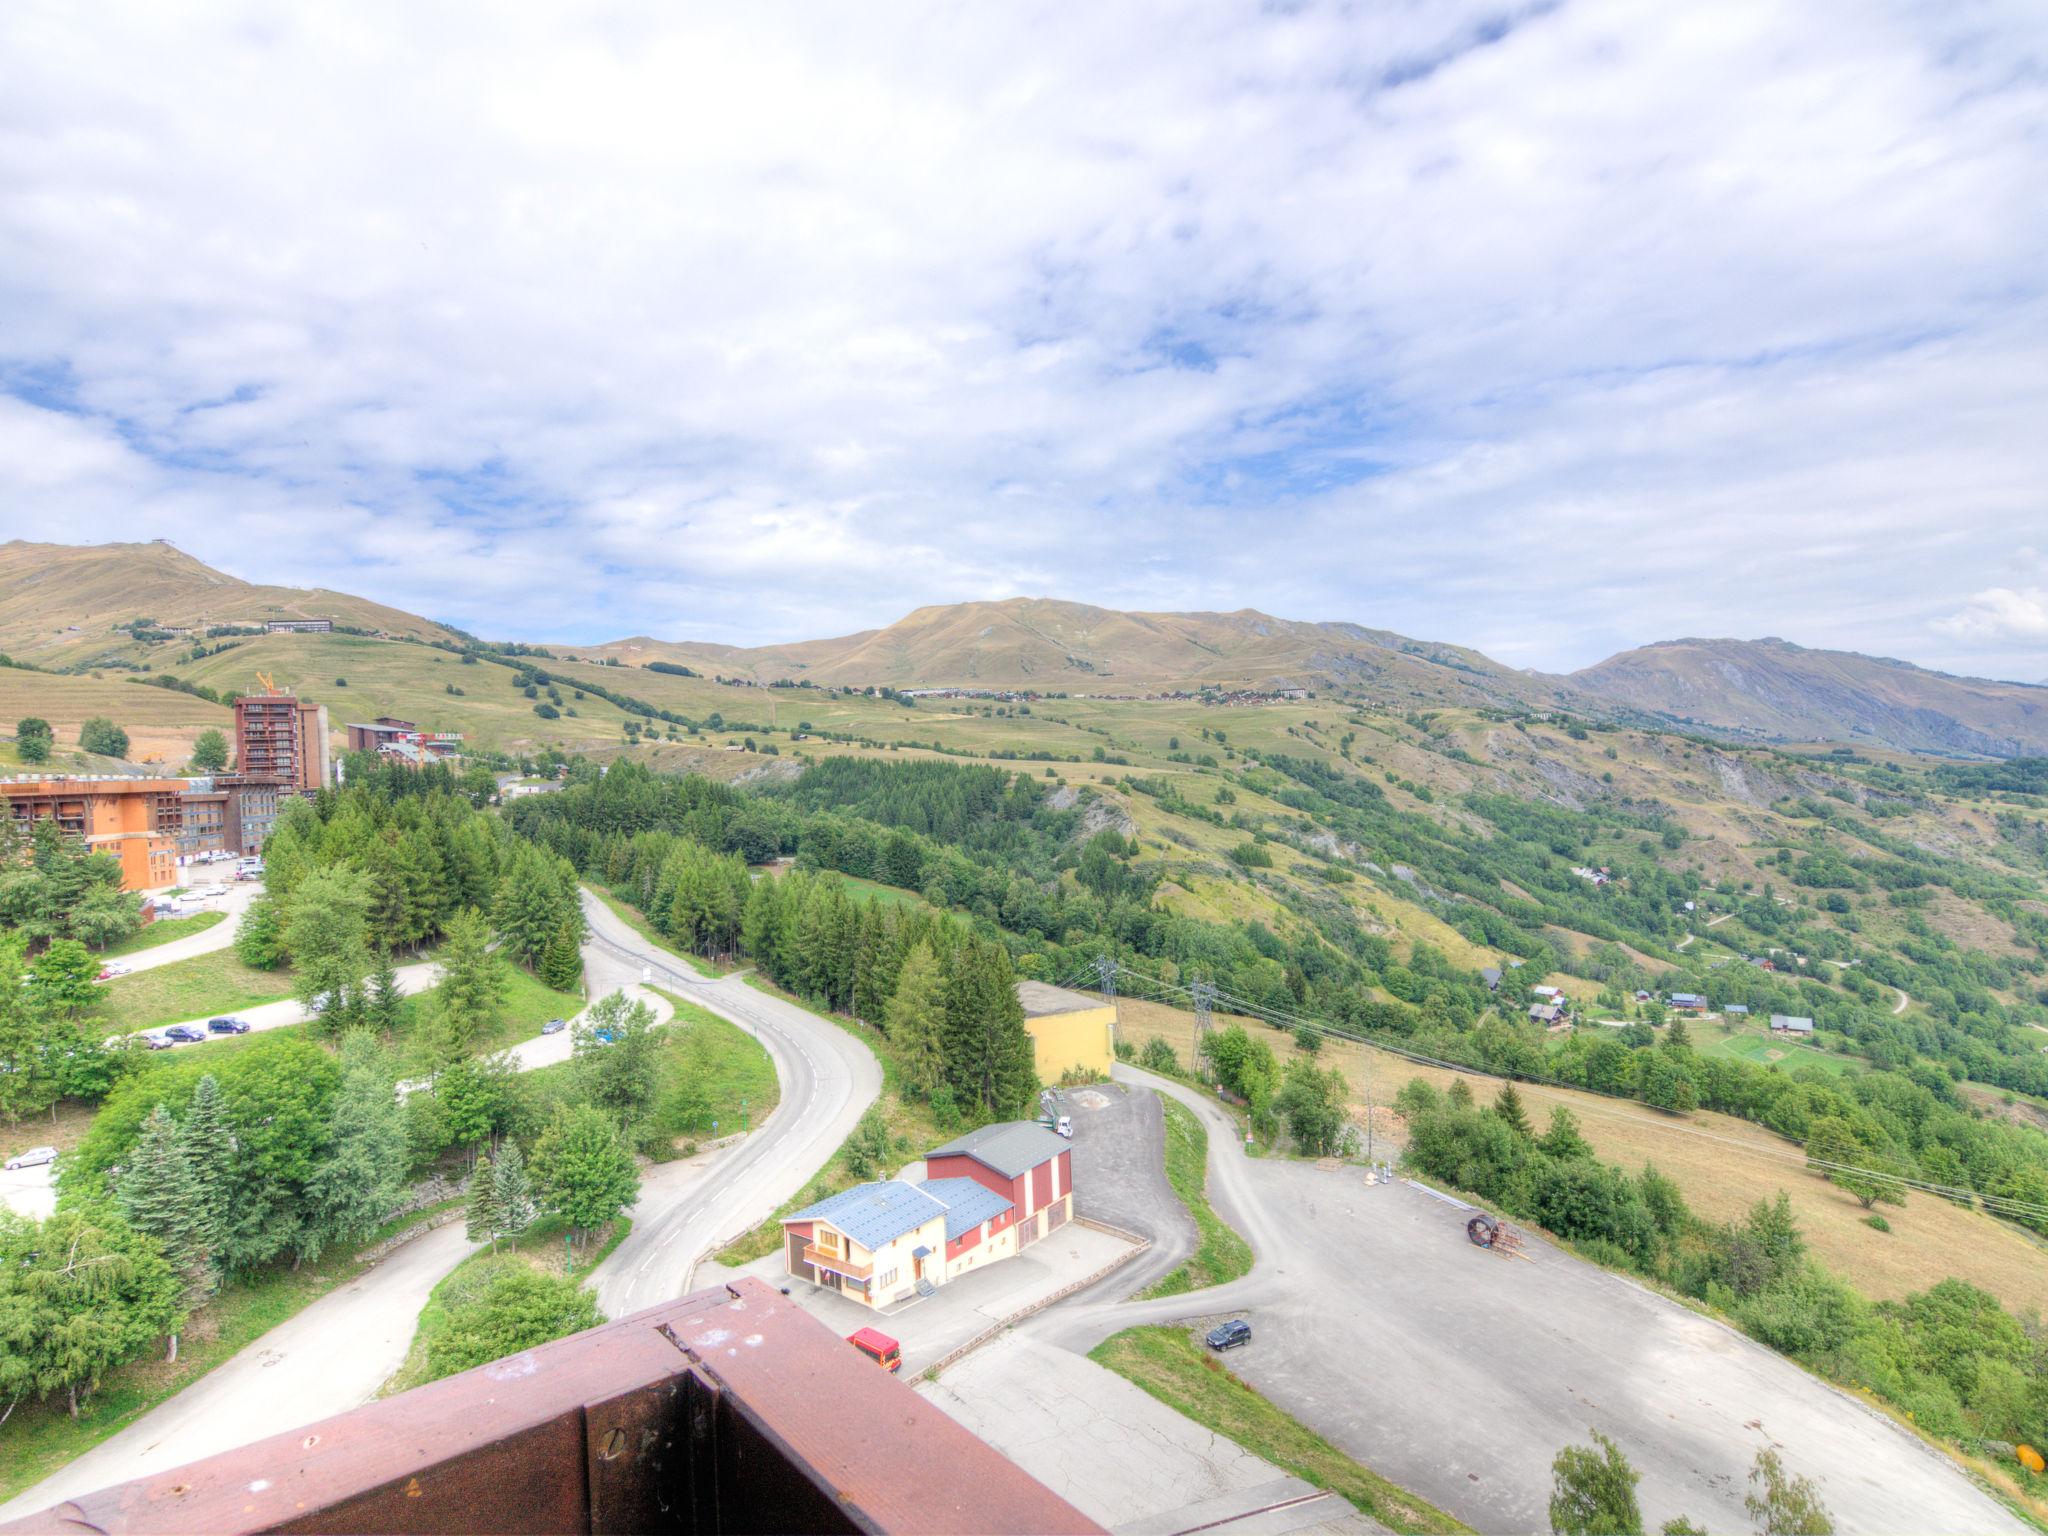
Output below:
[5,541,2045,757]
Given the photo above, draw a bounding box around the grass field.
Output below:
[99,947,296,1032]
[1693,1019,1864,1078]
[96,909,225,957]
[401,961,586,1068]
[1109,995,2048,1317]
[643,990,780,1145]
[0,1097,97,1164]
[1139,1096,1254,1298]
[0,1198,461,1505]
[1089,1326,1471,1535]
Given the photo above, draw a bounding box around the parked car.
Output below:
[1205,1319,1252,1352]
[541,1018,568,1035]
[206,1017,252,1035]
[142,1033,174,1050]
[4,1146,56,1172]
[163,1024,206,1043]
[592,1027,618,1045]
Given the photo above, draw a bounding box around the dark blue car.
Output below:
[163,1024,206,1043]
[1205,1319,1252,1351]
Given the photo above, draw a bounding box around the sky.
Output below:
[2,1,2046,680]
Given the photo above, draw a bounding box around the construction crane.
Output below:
[256,671,278,694]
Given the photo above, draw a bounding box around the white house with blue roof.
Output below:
[781,1137,1045,1309]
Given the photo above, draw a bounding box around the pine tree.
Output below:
[539,917,583,992]
[941,939,1037,1118]
[1537,1105,1590,1160]
[307,1033,407,1258]
[434,907,507,1061]
[1664,1014,1692,1050]
[182,1074,236,1276]
[741,876,779,971]
[117,1104,204,1357]
[465,1150,505,1249]
[366,946,403,1033]
[1494,1082,1533,1139]
[490,1140,537,1241]
[885,940,948,1098]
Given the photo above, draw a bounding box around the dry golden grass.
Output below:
[0,668,231,766]
[1111,995,2048,1316]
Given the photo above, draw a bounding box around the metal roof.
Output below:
[918,1178,1015,1242]
[927,1120,1069,1179]
[1770,1014,1815,1032]
[787,1181,945,1251]
[1015,979,1103,1017]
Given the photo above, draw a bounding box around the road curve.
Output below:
[578,889,883,1319]
[0,889,880,1523]
[111,880,264,974]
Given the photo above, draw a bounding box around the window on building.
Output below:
[875,1268,897,1289]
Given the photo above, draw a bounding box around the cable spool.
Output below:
[1466,1214,1499,1248]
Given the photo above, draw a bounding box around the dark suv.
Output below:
[206,1017,252,1035]
[1205,1319,1252,1351]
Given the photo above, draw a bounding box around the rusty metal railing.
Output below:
[2,1276,1099,1536]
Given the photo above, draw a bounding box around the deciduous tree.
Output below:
[1548,1430,1642,1536]
[531,1104,639,1243]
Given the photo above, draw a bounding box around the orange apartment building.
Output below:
[234,692,331,792]
[1,775,185,891]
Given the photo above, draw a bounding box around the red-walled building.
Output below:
[924,1120,1074,1251]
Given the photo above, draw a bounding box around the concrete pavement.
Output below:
[1025,1067,2024,1536]
[921,1334,1379,1535]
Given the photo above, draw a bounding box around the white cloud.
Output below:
[1935,588,2048,645]
[0,0,2044,677]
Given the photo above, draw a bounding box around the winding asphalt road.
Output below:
[0,889,880,1523]
[577,890,882,1319]
[1028,1067,2024,1536]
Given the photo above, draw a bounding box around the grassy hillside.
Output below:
[0,666,232,768]
[0,541,456,670]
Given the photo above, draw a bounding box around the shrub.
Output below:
[423,1261,603,1382]
[1139,1037,1180,1075]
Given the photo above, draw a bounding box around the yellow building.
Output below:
[1015,980,1116,1084]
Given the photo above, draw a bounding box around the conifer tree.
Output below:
[307,1033,407,1257]
[1494,1082,1533,1139]
[117,1104,204,1357]
[1537,1104,1590,1160]
[465,1150,505,1249]
[433,907,506,1061]
[941,938,1036,1117]
[539,917,583,992]
[182,1074,236,1274]
[885,940,947,1098]
[366,946,403,1032]
[490,1140,537,1242]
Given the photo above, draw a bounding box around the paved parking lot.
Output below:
[1030,1070,2026,1536]
[921,1333,1378,1535]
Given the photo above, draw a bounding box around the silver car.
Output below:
[5,1145,56,1172]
